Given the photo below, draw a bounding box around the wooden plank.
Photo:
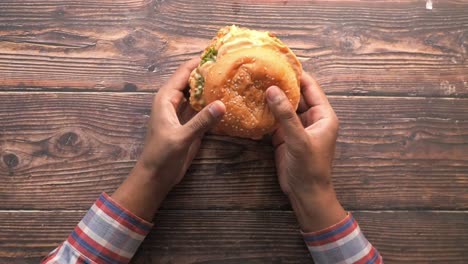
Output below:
[0,0,164,92]
[0,210,466,263]
[0,0,152,24]
[0,93,467,210]
[0,0,467,95]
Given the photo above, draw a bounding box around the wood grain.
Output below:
[0,210,466,263]
[0,93,467,210]
[1,1,467,262]
[0,0,466,95]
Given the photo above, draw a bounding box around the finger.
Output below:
[297,94,308,113]
[183,139,202,172]
[179,101,198,125]
[301,72,337,124]
[266,86,307,144]
[184,100,226,139]
[271,126,285,147]
[161,57,201,93]
[298,112,308,127]
[154,91,184,124]
[173,94,187,114]
[301,72,330,108]
[158,57,200,115]
[305,117,339,136]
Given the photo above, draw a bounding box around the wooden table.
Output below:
[0,1,467,263]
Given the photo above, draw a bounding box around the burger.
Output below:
[189,25,302,139]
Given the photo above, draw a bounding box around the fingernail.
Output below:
[266,86,282,103]
[208,101,225,118]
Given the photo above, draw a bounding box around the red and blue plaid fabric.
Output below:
[302,213,383,263]
[43,194,381,263]
[42,193,152,264]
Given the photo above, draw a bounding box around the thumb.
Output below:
[184,100,226,138]
[266,86,306,143]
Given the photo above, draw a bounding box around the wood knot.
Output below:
[147,63,160,73]
[54,7,66,18]
[123,35,136,47]
[53,131,84,156]
[123,82,138,92]
[3,153,19,168]
[58,132,79,147]
[340,35,361,52]
[115,30,166,57]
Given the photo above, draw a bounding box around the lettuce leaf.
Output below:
[194,75,205,99]
[200,47,217,65]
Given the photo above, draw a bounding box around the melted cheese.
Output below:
[216,25,283,57]
[195,25,301,99]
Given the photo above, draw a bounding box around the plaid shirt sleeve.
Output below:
[302,213,383,264]
[41,192,153,264]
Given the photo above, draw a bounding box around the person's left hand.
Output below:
[112,58,225,221]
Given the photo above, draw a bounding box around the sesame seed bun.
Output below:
[189,25,302,139]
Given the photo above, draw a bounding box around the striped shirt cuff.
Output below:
[302,213,383,264]
[43,192,153,264]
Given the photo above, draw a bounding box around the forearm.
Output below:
[42,161,171,264]
[288,184,346,233]
[291,183,383,263]
[112,161,171,222]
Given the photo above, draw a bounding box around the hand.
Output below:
[112,58,226,221]
[138,58,225,189]
[266,73,346,232]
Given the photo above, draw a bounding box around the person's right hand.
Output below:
[112,58,225,221]
[266,73,346,232]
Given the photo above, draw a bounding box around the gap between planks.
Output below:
[1,209,467,213]
[1,90,468,100]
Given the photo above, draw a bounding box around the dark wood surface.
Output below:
[1,210,467,263]
[0,0,467,263]
[0,0,467,96]
[1,93,467,211]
